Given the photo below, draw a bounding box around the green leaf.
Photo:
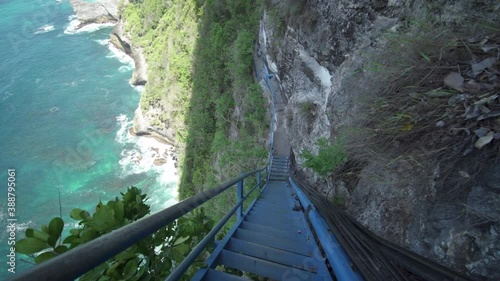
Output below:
[54,245,68,254]
[70,208,86,220]
[70,229,81,236]
[80,228,97,241]
[124,259,138,278]
[419,51,431,62]
[110,200,125,223]
[90,205,117,232]
[80,263,108,281]
[63,235,77,245]
[34,251,57,264]
[173,236,190,247]
[41,225,49,233]
[25,228,50,242]
[16,238,49,254]
[48,217,64,242]
[48,236,58,248]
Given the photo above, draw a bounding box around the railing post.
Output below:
[237,177,244,221]
[257,171,261,188]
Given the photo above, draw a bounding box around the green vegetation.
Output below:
[301,138,347,177]
[16,187,214,280]
[353,20,500,158]
[121,0,268,221]
[331,194,345,208]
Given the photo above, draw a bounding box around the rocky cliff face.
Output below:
[69,0,119,24]
[262,0,500,279]
[109,22,148,86]
[69,0,147,87]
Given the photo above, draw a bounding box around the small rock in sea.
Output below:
[153,158,167,166]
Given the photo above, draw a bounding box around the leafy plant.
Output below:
[301,138,347,177]
[16,187,215,280]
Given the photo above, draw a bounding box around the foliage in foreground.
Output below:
[16,187,214,281]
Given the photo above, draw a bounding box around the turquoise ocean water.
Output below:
[0,0,178,277]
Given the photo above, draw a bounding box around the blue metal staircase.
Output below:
[193,156,332,281]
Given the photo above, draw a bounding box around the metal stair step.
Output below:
[269,178,289,181]
[226,238,319,272]
[233,228,312,255]
[252,201,292,210]
[234,227,305,244]
[270,171,289,175]
[248,210,298,220]
[199,269,250,281]
[259,189,292,201]
[239,221,301,238]
[271,166,289,170]
[219,250,319,281]
[244,215,305,230]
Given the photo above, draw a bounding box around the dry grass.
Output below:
[333,19,500,207]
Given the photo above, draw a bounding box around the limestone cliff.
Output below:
[109,22,148,86]
[262,0,500,279]
[69,0,119,24]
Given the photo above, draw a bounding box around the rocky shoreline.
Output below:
[69,0,177,166]
[69,0,147,86]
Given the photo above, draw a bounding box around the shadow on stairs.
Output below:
[193,156,333,281]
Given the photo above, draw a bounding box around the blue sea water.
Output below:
[0,0,178,277]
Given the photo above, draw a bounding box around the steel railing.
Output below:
[11,168,267,281]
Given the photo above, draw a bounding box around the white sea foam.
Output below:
[94,39,109,46]
[115,115,179,211]
[64,16,115,35]
[118,65,133,73]
[132,85,145,93]
[107,43,134,66]
[34,24,55,35]
[16,221,36,232]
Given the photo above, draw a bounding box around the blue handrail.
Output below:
[166,174,264,281]
[11,168,266,281]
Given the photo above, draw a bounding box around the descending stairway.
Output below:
[193,156,332,281]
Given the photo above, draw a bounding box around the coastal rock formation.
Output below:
[69,0,119,24]
[110,23,148,86]
[132,107,149,136]
[69,0,147,86]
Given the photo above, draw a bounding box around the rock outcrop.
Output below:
[262,0,500,279]
[110,23,148,85]
[69,0,119,24]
